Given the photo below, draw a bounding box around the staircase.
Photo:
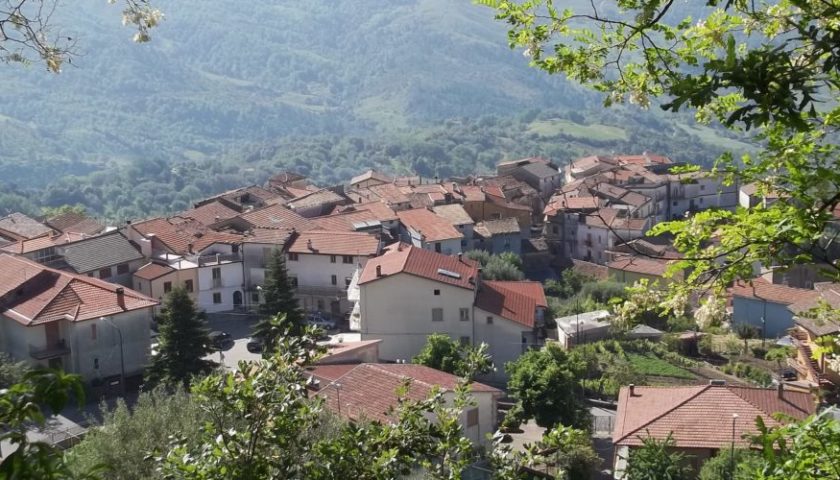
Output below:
[791,330,834,388]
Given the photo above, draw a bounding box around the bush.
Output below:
[698,449,763,480]
[698,335,715,356]
[667,316,697,333]
[721,362,773,387]
[500,403,525,431]
[751,346,768,359]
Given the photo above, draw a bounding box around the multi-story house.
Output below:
[0,254,157,383]
[356,245,547,382]
[133,257,199,312]
[240,228,295,310]
[285,230,382,317]
[432,204,475,252]
[195,242,245,313]
[474,218,522,255]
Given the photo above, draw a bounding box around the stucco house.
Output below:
[612,383,814,476]
[397,208,464,255]
[133,258,199,313]
[730,278,819,338]
[307,363,501,446]
[0,254,158,383]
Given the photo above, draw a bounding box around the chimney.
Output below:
[116,287,125,310]
[458,252,463,263]
[709,379,726,386]
[777,383,784,399]
[629,384,635,396]
[376,265,382,277]
[215,215,220,223]
[307,239,313,250]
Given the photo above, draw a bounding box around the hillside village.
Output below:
[1,153,839,477]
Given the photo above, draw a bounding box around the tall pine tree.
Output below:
[146,287,215,387]
[253,248,304,348]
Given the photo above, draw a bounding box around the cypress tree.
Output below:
[146,287,215,387]
[253,248,304,348]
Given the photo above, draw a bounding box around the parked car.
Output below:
[306,313,336,331]
[246,336,264,353]
[208,331,234,351]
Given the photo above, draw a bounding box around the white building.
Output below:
[397,208,464,255]
[0,254,157,383]
[285,230,382,317]
[195,242,245,313]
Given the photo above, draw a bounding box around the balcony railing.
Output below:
[30,339,71,360]
[295,284,347,297]
[197,252,242,267]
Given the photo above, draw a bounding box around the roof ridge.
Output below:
[615,385,710,445]
[28,275,74,322]
[365,363,451,392]
[728,385,812,417]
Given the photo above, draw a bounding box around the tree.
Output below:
[0,352,30,388]
[623,434,692,480]
[752,412,840,480]
[505,343,591,429]
[413,334,494,380]
[1,0,162,72]
[67,387,208,480]
[698,449,763,480]
[765,346,794,374]
[254,248,304,346]
[146,287,215,387]
[482,0,840,311]
[733,323,758,354]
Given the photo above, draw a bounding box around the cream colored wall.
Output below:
[473,307,532,383]
[134,269,199,310]
[359,273,476,361]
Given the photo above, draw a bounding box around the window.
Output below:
[330,255,337,263]
[91,324,97,340]
[163,281,172,294]
[289,253,299,261]
[345,277,352,287]
[459,336,470,346]
[116,263,129,275]
[99,267,112,279]
[212,267,221,279]
[486,316,493,325]
[434,243,442,253]
[434,289,441,296]
[466,408,479,427]
[700,184,706,191]
[331,275,337,285]
[251,291,260,302]
[342,255,354,264]
[459,308,470,322]
[231,244,239,253]
[184,279,194,293]
[699,197,704,204]
[432,308,443,322]
[93,358,99,370]
[213,292,222,304]
[290,276,299,287]
[317,299,324,311]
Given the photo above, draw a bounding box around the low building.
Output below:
[0,254,158,382]
[555,310,611,349]
[432,204,475,252]
[473,217,522,255]
[133,258,199,312]
[397,208,464,255]
[286,188,348,218]
[607,254,680,285]
[730,278,819,338]
[316,339,382,365]
[0,212,52,242]
[307,363,501,446]
[612,383,815,476]
[44,212,105,236]
[349,170,394,189]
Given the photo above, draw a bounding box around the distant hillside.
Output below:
[0,0,752,218]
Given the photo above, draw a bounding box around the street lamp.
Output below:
[100,316,125,396]
[332,382,342,415]
[729,413,739,480]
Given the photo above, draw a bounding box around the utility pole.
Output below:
[729,413,739,480]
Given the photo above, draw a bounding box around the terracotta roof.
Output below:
[318,339,383,364]
[475,281,547,327]
[241,228,294,246]
[452,185,485,203]
[311,202,398,231]
[238,204,315,232]
[613,384,814,449]
[309,363,500,423]
[571,259,609,281]
[350,170,393,186]
[133,262,176,281]
[584,208,649,231]
[432,204,474,226]
[0,213,52,240]
[358,245,478,290]
[544,196,600,215]
[614,153,672,165]
[397,208,463,242]
[287,189,346,210]
[517,162,559,180]
[368,183,411,205]
[607,255,672,277]
[287,230,381,256]
[730,278,819,305]
[474,218,521,237]
[180,201,240,226]
[788,282,840,314]
[45,212,104,236]
[131,218,243,255]
[1,232,89,255]
[0,254,158,325]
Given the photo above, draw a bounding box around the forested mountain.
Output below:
[0,0,750,219]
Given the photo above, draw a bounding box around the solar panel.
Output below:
[437,268,461,279]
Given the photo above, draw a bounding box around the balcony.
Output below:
[198,252,242,267]
[30,339,71,360]
[295,284,346,297]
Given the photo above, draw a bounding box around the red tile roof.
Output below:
[287,231,381,256]
[45,212,104,236]
[730,277,819,305]
[180,201,240,226]
[0,213,52,240]
[238,204,315,232]
[613,384,814,449]
[475,281,546,327]
[133,262,176,281]
[309,363,500,423]
[350,170,393,186]
[397,208,463,242]
[310,202,398,231]
[131,218,243,255]
[0,254,158,325]
[358,245,479,290]
[607,255,672,277]
[1,232,89,254]
[241,227,294,246]
[544,196,600,215]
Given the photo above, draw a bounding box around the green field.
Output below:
[628,353,696,379]
[527,118,628,141]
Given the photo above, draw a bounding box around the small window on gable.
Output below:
[466,408,479,427]
[330,255,337,263]
[184,280,194,293]
[342,255,354,264]
[459,308,470,322]
[116,263,129,275]
[163,281,172,294]
[434,289,441,296]
[289,253,299,261]
[486,316,493,325]
[99,267,112,279]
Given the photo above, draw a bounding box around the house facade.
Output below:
[133,259,199,312]
[0,254,157,383]
[730,278,819,338]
